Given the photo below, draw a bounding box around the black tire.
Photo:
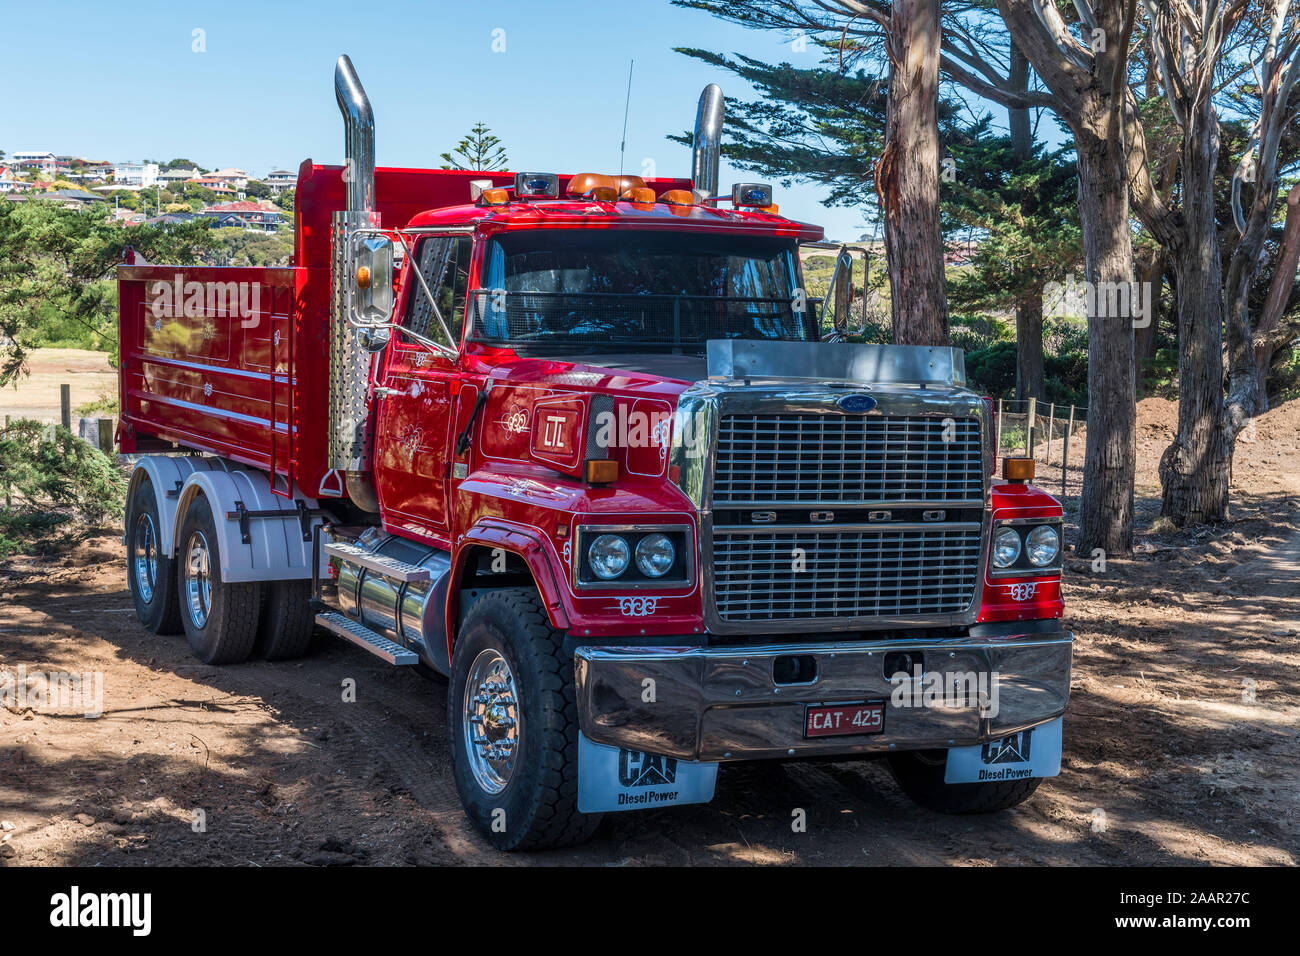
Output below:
[888,749,1042,814]
[255,580,316,661]
[176,493,263,665]
[448,587,601,851]
[126,477,183,635]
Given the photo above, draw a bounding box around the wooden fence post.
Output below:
[1026,397,1037,458]
[1061,405,1075,505]
[996,399,1004,457]
[1045,402,1056,465]
[61,384,72,431]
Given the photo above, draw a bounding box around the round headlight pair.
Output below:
[992,524,1060,569]
[588,533,676,580]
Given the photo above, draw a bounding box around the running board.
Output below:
[324,541,431,582]
[316,611,418,665]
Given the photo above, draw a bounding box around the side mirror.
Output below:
[831,249,853,339]
[350,234,394,325]
[357,325,391,352]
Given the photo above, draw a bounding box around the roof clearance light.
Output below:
[615,175,647,194]
[477,187,510,206]
[566,172,618,200]
[659,189,695,206]
[514,171,559,198]
[622,186,655,204]
[468,179,494,202]
[731,182,774,207]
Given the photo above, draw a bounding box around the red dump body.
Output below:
[116,163,695,497]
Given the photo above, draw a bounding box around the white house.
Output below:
[113,162,160,187]
[265,169,297,194]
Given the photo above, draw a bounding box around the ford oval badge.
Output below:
[837,393,877,413]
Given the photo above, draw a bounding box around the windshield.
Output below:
[471,229,812,352]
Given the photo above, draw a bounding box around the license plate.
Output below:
[804,701,885,738]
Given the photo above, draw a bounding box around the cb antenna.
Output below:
[619,59,634,179]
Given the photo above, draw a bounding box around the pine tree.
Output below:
[439,123,509,172]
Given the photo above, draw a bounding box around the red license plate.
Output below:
[804,701,886,738]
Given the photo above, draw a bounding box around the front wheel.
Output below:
[448,588,601,851]
[888,749,1042,814]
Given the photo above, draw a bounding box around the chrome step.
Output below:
[316,611,418,665]
[324,541,431,582]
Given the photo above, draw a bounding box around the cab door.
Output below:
[373,234,473,541]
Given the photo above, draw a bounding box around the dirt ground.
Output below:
[1,396,1297,866]
[0,349,117,423]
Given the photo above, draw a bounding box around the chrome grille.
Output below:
[714,413,983,504]
[712,527,981,622]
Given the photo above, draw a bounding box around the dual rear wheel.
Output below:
[127,479,315,665]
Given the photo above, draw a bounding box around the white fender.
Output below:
[130,456,324,583]
[126,455,229,558]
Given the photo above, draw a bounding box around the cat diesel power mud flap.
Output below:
[944,716,1063,784]
[577,733,719,813]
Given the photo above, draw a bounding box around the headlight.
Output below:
[992,528,1021,568]
[1026,525,1060,566]
[588,534,630,579]
[635,533,676,578]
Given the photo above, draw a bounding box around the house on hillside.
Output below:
[265,169,296,194]
[199,199,284,231]
[113,162,160,187]
[208,167,250,189]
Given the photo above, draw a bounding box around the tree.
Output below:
[1121,0,1300,524]
[674,0,962,344]
[996,0,1141,556]
[0,201,214,385]
[439,123,509,171]
[942,120,1083,402]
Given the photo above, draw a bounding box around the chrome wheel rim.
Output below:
[462,648,521,795]
[184,530,212,628]
[133,512,158,604]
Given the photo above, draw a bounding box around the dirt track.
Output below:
[2,397,1298,866]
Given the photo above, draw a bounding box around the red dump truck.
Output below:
[116,55,1073,850]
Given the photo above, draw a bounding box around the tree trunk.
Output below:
[876,0,949,345]
[1015,288,1044,401]
[1075,126,1136,556]
[1159,108,1231,525]
[1132,248,1164,378]
[1008,46,1032,161]
[1253,182,1300,412]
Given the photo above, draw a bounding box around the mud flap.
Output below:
[577,733,718,813]
[944,717,1063,784]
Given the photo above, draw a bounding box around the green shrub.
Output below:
[0,420,126,525]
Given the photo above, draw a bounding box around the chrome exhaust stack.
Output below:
[691,84,725,200]
[329,54,382,511]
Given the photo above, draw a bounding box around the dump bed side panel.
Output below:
[116,265,331,494]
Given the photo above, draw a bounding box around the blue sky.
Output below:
[0,0,917,240]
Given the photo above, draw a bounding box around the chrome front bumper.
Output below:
[573,629,1073,761]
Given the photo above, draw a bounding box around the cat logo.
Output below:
[618,750,677,787]
[981,728,1033,765]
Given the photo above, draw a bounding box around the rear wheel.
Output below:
[448,588,601,851]
[126,478,182,635]
[255,580,316,661]
[888,749,1042,814]
[177,494,262,665]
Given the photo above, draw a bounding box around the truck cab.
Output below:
[117,56,1072,851]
